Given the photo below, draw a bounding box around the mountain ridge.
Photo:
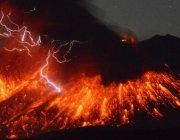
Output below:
[138,34,180,77]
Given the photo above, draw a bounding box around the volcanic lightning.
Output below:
[0,11,41,56]
[40,50,61,93]
[0,4,180,139]
[0,10,74,93]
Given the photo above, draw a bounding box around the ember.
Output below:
[0,3,180,139]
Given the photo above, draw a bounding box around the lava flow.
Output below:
[0,7,180,139]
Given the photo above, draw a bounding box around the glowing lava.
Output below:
[1,71,180,139]
[0,6,180,139]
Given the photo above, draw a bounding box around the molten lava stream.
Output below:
[0,5,179,139]
[0,70,180,138]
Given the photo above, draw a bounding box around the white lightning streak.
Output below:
[0,10,84,93]
[22,7,36,13]
[40,51,61,93]
[0,10,61,92]
[39,40,81,93]
[51,40,83,63]
[0,11,41,56]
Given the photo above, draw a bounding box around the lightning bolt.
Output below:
[0,10,82,93]
[40,50,61,92]
[0,11,41,56]
[40,40,83,92]
[22,7,36,13]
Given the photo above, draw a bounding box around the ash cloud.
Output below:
[8,0,179,85]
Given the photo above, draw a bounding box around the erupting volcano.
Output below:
[0,1,180,139]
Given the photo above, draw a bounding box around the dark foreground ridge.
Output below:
[23,102,180,140]
[1,1,180,139]
[19,125,180,140]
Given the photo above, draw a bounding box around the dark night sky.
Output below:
[84,0,180,41]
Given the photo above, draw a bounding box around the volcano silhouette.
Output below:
[8,1,180,85]
[139,34,180,77]
[23,34,180,140]
[2,1,180,140]
[9,0,143,85]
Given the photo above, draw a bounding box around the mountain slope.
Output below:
[139,34,180,77]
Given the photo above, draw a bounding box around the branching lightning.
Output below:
[1,5,180,139]
[0,11,41,56]
[40,50,61,92]
[51,39,81,63]
[0,10,81,93]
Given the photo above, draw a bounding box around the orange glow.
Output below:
[0,3,180,139]
[120,31,137,45]
[1,70,180,138]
